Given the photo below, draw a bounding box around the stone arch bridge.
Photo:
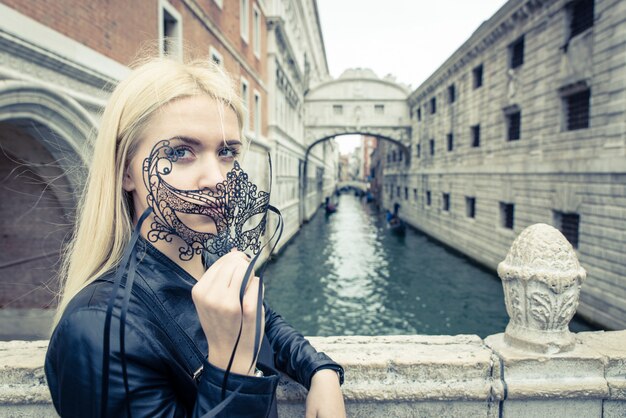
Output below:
[301,69,412,215]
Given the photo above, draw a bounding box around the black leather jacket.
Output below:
[45,237,343,417]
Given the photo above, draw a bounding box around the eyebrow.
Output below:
[166,136,242,147]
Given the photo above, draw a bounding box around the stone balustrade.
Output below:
[1,224,625,417]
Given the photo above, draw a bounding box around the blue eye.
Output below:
[219,147,240,159]
[173,146,193,160]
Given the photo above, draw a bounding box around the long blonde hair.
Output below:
[54,58,245,326]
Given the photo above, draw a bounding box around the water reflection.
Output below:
[264,194,595,337]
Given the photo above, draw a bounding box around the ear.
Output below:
[122,168,136,192]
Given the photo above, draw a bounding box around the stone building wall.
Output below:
[382,0,626,329]
[265,0,338,246]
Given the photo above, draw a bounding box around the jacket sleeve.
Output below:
[45,308,279,418]
[263,302,344,390]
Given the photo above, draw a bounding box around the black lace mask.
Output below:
[141,139,271,261]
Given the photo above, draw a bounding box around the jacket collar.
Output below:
[133,236,208,354]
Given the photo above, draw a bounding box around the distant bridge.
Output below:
[337,180,369,192]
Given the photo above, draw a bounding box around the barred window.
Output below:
[417,107,422,121]
[397,186,401,198]
[473,64,483,89]
[392,150,396,162]
[426,190,432,206]
[413,188,418,200]
[570,0,594,39]
[429,139,435,156]
[416,143,421,158]
[555,211,580,249]
[509,36,524,69]
[333,105,343,115]
[448,84,456,103]
[430,97,437,114]
[405,187,409,200]
[442,193,450,212]
[375,104,385,115]
[565,89,590,130]
[466,197,476,218]
[447,133,454,151]
[507,111,521,141]
[500,202,515,229]
[471,125,480,147]
[398,148,403,161]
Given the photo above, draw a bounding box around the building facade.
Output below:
[265,0,337,247]
[383,0,625,329]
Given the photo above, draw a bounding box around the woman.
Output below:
[45,58,345,418]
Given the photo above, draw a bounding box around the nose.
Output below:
[197,155,226,191]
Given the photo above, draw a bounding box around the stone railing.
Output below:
[1,224,625,417]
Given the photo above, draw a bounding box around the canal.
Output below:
[264,193,595,338]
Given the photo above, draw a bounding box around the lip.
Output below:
[175,211,219,234]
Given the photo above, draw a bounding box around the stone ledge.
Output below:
[297,335,500,402]
[1,333,625,417]
[576,330,626,400]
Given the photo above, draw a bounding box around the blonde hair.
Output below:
[54,57,245,326]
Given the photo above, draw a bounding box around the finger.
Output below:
[242,276,261,318]
[227,259,251,297]
[198,261,226,291]
[230,248,251,261]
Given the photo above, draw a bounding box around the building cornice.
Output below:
[182,0,267,91]
[266,16,304,85]
[311,0,329,75]
[408,0,554,104]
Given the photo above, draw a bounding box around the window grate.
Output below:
[426,191,432,206]
[471,125,480,147]
[566,89,590,130]
[430,97,437,114]
[510,36,524,69]
[555,211,580,249]
[405,187,409,200]
[570,0,594,38]
[508,111,521,141]
[473,64,483,89]
[417,107,421,121]
[416,143,421,158]
[447,133,454,151]
[500,203,514,229]
[442,193,450,211]
[429,139,435,156]
[466,197,476,218]
[448,84,456,103]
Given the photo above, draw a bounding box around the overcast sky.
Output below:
[316,0,509,153]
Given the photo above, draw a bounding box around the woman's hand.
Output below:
[305,369,346,418]
[191,249,264,376]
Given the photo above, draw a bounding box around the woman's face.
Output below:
[123,94,242,234]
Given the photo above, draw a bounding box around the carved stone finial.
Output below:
[497,223,586,354]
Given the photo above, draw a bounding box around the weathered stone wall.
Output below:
[385,0,626,330]
[2,333,624,417]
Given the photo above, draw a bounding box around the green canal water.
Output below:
[264,194,596,338]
